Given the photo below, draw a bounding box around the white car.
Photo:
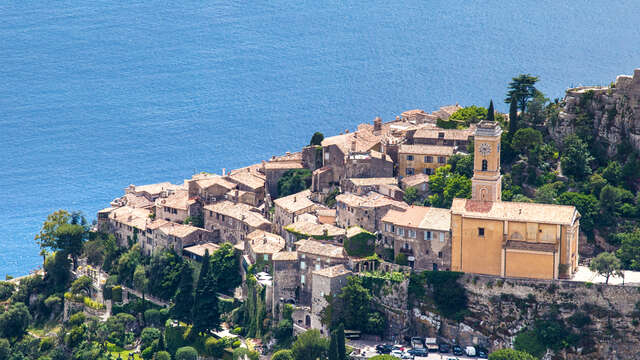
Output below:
[465,346,477,356]
[400,351,413,359]
[390,349,404,358]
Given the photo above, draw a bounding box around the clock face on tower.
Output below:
[479,143,492,156]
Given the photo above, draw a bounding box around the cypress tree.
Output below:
[192,250,220,335]
[509,94,518,139]
[329,330,339,360]
[336,323,346,360]
[487,100,495,122]
[171,263,194,323]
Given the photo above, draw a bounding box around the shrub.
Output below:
[514,330,546,358]
[83,296,105,310]
[155,351,171,360]
[175,346,198,360]
[205,337,226,358]
[112,285,123,302]
[272,349,294,360]
[343,229,376,257]
[394,253,408,266]
[233,348,259,360]
[0,281,15,301]
[232,340,241,348]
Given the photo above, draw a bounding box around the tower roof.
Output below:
[475,120,502,137]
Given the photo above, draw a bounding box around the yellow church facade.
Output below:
[450,121,580,280]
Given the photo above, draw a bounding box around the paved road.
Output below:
[348,340,481,360]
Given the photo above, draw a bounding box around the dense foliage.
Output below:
[277,169,312,198]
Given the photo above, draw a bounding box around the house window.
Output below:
[384,223,389,232]
[324,152,329,160]
[424,156,433,163]
[397,227,404,236]
[439,232,445,242]
[438,251,443,258]
[408,229,416,238]
[478,228,485,237]
[264,254,269,261]
[424,168,432,175]
[406,168,415,176]
[438,132,445,139]
[424,231,432,240]
[407,155,414,161]
[300,261,306,270]
[438,156,446,164]
[403,242,410,250]
[421,183,427,191]
[301,274,305,284]
[482,160,488,171]
[315,263,321,271]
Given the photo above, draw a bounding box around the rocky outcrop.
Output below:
[551,68,640,156]
[409,275,640,359]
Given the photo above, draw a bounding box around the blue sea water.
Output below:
[1,1,640,277]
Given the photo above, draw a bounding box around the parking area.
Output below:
[347,340,484,360]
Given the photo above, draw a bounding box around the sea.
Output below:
[1,1,640,278]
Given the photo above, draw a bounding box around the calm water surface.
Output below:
[1,1,640,277]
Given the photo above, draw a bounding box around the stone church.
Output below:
[450,120,581,280]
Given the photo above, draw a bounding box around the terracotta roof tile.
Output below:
[183,243,220,257]
[398,144,455,156]
[273,251,298,261]
[246,230,286,254]
[204,201,271,228]
[295,239,346,259]
[313,264,352,278]
[382,206,451,231]
[336,192,408,210]
[274,189,315,213]
[451,198,579,225]
[285,221,346,238]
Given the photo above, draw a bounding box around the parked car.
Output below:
[438,343,451,353]
[390,349,404,358]
[411,337,424,350]
[407,348,428,357]
[465,346,477,357]
[452,345,464,356]
[400,351,413,359]
[376,344,393,354]
[477,348,488,358]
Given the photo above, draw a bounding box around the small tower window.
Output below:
[481,159,488,171]
[478,228,485,237]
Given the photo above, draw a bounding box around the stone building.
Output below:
[183,242,220,262]
[400,173,430,196]
[310,265,352,334]
[335,192,408,233]
[245,229,286,272]
[104,206,152,247]
[227,170,266,206]
[400,109,437,124]
[451,120,580,280]
[344,150,394,179]
[272,189,316,237]
[155,189,200,224]
[295,239,348,305]
[409,127,474,151]
[283,220,346,249]
[124,182,183,202]
[341,177,398,196]
[381,206,451,271]
[272,251,300,314]
[397,144,455,176]
[261,152,305,198]
[204,201,271,244]
[142,219,214,256]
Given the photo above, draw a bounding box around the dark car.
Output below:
[476,346,488,358]
[407,348,428,357]
[376,344,394,354]
[438,343,451,353]
[452,345,464,356]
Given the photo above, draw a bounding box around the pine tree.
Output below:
[328,330,339,360]
[192,250,220,335]
[487,100,495,122]
[157,330,165,351]
[336,323,346,360]
[171,263,195,323]
[508,94,518,139]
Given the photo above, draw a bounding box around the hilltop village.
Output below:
[5,70,640,360]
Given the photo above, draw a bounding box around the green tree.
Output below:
[0,338,9,360]
[508,94,519,139]
[35,210,71,261]
[336,323,346,360]
[233,348,259,360]
[71,276,93,295]
[54,223,86,269]
[141,327,161,350]
[487,100,495,122]
[0,302,32,339]
[511,128,543,157]
[615,229,640,270]
[587,173,607,197]
[192,250,220,335]
[556,192,599,234]
[310,132,324,146]
[155,351,171,360]
[338,277,371,331]
[277,169,312,198]
[291,330,329,360]
[0,282,15,302]
[534,182,561,204]
[449,105,488,126]
[524,90,548,126]
[134,264,149,302]
[561,135,593,180]
[43,251,71,292]
[505,74,539,113]
[210,243,241,293]
[328,329,338,360]
[171,263,195,323]
[428,165,471,208]
[602,161,623,186]
[489,348,536,360]
[272,349,294,360]
[175,346,198,360]
[448,153,474,178]
[403,187,419,205]
[117,244,143,286]
[589,252,621,284]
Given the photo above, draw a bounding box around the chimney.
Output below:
[293,196,297,203]
[286,151,291,155]
[351,140,357,152]
[374,116,382,132]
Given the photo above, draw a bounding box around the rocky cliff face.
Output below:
[551,69,640,156]
[409,275,640,359]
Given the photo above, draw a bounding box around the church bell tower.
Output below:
[471,120,502,202]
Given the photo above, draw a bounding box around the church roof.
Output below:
[451,198,579,226]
